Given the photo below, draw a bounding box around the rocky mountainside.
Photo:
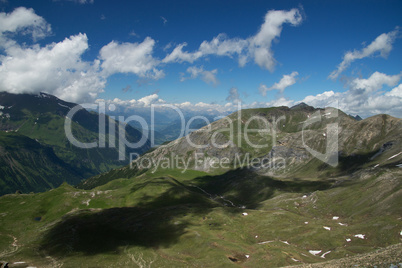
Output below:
[82,104,401,188]
[0,92,151,194]
[0,103,400,267]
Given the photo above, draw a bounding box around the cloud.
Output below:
[249,8,302,71]
[138,94,165,106]
[386,83,402,98]
[129,30,139,37]
[180,66,218,86]
[0,33,106,102]
[162,43,202,63]
[77,0,94,3]
[0,8,168,103]
[348,71,401,97]
[329,28,399,80]
[98,94,166,109]
[266,97,295,107]
[99,37,165,80]
[163,8,302,71]
[53,0,94,4]
[199,33,248,63]
[302,71,402,117]
[161,16,167,25]
[226,87,241,103]
[259,71,298,96]
[301,90,339,108]
[98,72,402,118]
[0,7,51,48]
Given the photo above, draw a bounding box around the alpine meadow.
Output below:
[0,1,401,267]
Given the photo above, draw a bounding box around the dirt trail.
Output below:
[0,234,19,258]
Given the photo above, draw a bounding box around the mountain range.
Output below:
[0,92,150,195]
[0,94,400,267]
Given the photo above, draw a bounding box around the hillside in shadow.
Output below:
[40,168,337,256]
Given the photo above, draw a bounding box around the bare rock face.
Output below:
[84,105,402,189]
[133,106,402,174]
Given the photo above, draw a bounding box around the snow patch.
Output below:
[58,103,70,109]
[323,226,331,231]
[242,212,248,216]
[321,251,331,258]
[302,195,307,198]
[332,216,339,220]
[245,254,249,258]
[354,234,365,239]
[258,241,273,245]
[304,221,309,224]
[338,222,347,226]
[388,152,402,160]
[291,258,300,262]
[346,238,351,242]
[309,250,322,256]
[281,240,290,245]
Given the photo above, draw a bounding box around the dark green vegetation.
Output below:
[0,167,400,267]
[0,103,401,267]
[0,131,81,195]
[0,92,150,195]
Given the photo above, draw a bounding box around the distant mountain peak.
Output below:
[290,102,315,111]
[349,114,363,121]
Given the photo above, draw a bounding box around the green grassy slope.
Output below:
[0,132,81,195]
[0,103,400,267]
[0,166,400,267]
[0,92,151,194]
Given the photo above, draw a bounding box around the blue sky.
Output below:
[0,0,401,117]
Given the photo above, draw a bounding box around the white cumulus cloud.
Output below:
[0,7,51,48]
[0,33,106,102]
[302,72,402,117]
[163,8,302,71]
[259,71,298,96]
[98,94,166,109]
[162,43,202,63]
[386,83,402,98]
[329,28,399,80]
[99,37,164,80]
[249,8,302,71]
[180,66,218,86]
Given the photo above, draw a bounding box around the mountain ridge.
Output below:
[81,104,401,189]
[0,92,151,194]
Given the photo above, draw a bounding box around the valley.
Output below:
[0,100,401,267]
[0,2,401,266]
